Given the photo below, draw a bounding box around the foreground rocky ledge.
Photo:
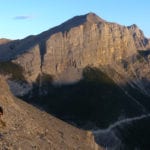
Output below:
[0,76,103,150]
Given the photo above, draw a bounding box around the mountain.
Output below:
[0,38,11,44]
[1,12,150,149]
[0,75,102,150]
[0,13,150,83]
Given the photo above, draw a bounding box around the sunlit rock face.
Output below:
[0,13,149,83]
[0,12,150,98]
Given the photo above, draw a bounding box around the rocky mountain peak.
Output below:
[86,12,106,23]
[128,24,138,29]
[128,24,150,49]
[42,12,105,37]
[0,13,150,83]
[128,24,144,38]
[60,12,105,27]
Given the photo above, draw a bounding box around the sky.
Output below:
[0,0,150,39]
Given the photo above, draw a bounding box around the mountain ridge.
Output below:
[0,12,150,95]
[1,12,150,149]
[0,12,149,62]
[0,75,102,149]
[0,12,150,94]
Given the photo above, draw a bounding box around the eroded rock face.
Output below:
[1,13,148,83]
[41,14,141,77]
[128,24,150,50]
[12,44,41,82]
[0,13,150,86]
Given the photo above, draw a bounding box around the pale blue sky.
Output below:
[0,0,150,39]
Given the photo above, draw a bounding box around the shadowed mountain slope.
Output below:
[0,75,102,150]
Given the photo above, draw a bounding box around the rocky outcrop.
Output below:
[0,12,150,98]
[0,13,149,84]
[12,44,41,81]
[128,24,150,50]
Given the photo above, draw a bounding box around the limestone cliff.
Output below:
[0,13,149,83]
[0,13,150,95]
[12,44,41,81]
[128,24,150,49]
